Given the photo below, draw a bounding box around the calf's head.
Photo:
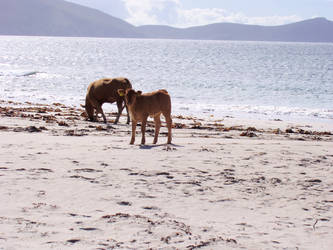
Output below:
[118,89,142,106]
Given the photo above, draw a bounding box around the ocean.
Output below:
[1,36,332,123]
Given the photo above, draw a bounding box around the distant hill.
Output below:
[137,18,333,43]
[0,0,141,37]
[0,0,332,43]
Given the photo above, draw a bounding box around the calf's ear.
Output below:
[118,89,125,97]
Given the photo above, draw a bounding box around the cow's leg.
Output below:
[88,98,101,122]
[164,112,172,144]
[85,99,95,121]
[90,100,106,123]
[153,114,161,144]
[130,120,137,144]
[93,109,99,121]
[115,100,124,124]
[97,106,107,123]
[141,115,148,145]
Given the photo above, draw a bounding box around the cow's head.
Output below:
[122,78,132,90]
[117,80,132,99]
[118,88,142,106]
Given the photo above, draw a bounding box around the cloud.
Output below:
[121,0,180,26]
[178,9,302,27]
[122,0,302,27]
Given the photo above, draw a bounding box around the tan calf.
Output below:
[84,78,132,124]
[118,88,172,145]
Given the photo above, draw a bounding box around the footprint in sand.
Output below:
[80,227,99,231]
[67,239,81,244]
[117,201,132,206]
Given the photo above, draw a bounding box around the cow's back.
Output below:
[87,78,132,103]
[137,90,171,115]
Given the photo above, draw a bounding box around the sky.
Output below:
[67,0,333,27]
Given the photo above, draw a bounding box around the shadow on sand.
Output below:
[139,143,183,150]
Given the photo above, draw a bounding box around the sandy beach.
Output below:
[0,99,333,249]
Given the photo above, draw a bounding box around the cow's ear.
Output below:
[118,89,125,97]
[137,91,142,96]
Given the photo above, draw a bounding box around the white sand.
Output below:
[0,101,333,249]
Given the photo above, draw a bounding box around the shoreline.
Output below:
[1,99,332,136]
[2,96,333,128]
[1,99,333,249]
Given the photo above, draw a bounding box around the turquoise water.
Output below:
[0,36,332,122]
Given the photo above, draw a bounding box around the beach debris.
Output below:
[57,121,69,127]
[240,131,258,137]
[173,123,187,129]
[74,168,102,173]
[239,126,260,137]
[13,126,43,133]
[80,111,87,118]
[142,206,159,210]
[190,122,202,129]
[25,126,42,133]
[222,125,243,132]
[101,213,130,220]
[313,219,318,230]
[64,130,76,136]
[270,177,282,184]
[251,176,266,183]
[1,99,332,143]
[163,145,177,151]
[246,127,258,132]
[273,128,283,134]
[186,236,234,249]
[161,236,171,244]
[42,115,57,123]
[53,102,67,108]
[64,129,87,136]
[96,125,107,131]
[285,128,295,133]
[199,147,214,152]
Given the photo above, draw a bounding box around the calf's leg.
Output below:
[130,120,137,145]
[153,114,161,144]
[164,112,172,144]
[141,115,148,145]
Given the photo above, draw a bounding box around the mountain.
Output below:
[137,18,333,43]
[0,0,332,43]
[0,0,141,38]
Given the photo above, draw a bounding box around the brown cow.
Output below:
[84,78,132,124]
[118,88,172,145]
